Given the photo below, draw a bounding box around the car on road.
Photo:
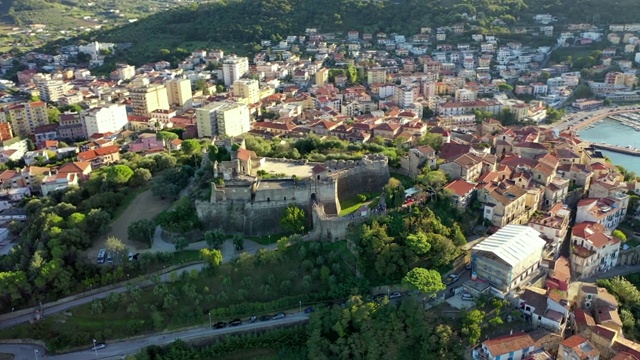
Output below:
[389,292,402,299]
[91,343,106,351]
[272,313,286,320]
[444,274,459,285]
[249,316,257,323]
[229,319,242,326]
[259,315,272,321]
[213,321,227,329]
[304,307,315,314]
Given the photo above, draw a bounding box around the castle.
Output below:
[195,143,390,237]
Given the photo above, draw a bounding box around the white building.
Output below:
[576,196,628,232]
[165,78,193,108]
[571,221,620,279]
[81,104,128,138]
[232,79,260,104]
[471,225,546,293]
[222,55,249,86]
[196,102,250,138]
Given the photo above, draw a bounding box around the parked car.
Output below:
[107,252,114,264]
[444,274,459,285]
[389,292,402,299]
[259,315,272,322]
[249,316,257,323]
[128,252,140,261]
[97,249,106,264]
[304,307,315,314]
[229,319,242,327]
[91,343,106,351]
[272,313,286,320]
[213,321,227,329]
[461,293,473,301]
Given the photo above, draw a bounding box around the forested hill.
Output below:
[75,0,638,66]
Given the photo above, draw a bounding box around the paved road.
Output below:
[0,313,309,360]
[545,104,640,131]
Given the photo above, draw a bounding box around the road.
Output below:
[545,104,640,131]
[0,313,310,360]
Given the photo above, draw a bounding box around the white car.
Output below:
[389,292,402,299]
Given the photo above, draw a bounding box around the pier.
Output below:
[590,143,640,156]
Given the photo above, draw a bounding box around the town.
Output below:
[3,6,640,360]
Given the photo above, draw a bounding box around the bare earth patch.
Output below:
[87,189,171,260]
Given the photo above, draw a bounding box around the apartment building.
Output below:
[528,203,571,257]
[232,79,260,104]
[35,79,65,102]
[222,55,249,86]
[110,64,136,81]
[165,78,193,108]
[571,222,620,279]
[129,84,170,116]
[483,183,529,228]
[576,196,628,231]
[472,225,546,293]
[58,112,86,140]
[6,101,48,137]
[81,104,128,138]
[196,102,250,138]
[315,68,329,87]
[367,68,387,84]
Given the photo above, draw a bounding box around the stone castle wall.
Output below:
[196,154,389,237]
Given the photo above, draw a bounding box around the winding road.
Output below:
[1,313,309,359]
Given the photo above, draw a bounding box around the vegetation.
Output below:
[598,276,640,340]
[402,268,445,295]
[279,204,306,234]
[155,197,201,234]
[0,240,359,351]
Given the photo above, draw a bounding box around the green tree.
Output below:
[182,139,202,167]
[279,204,306,233]
[128,219,155,247]
[402,268,445,295]
[612,229,627,242]
[106,165,134,186]
[461,309,485,345]
[383,178,405,208]
[232,233,244,251]
[47,106,61,123]
[106,236,127,263]
[417,168,447,192]
[417,132,443,151]
[405,232,431,256]
[200,248,223,268]
[129,168,152,187]
[174,236,189,250]
[204,228,226,249]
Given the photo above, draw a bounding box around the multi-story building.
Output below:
[81,104,128,138]
[471,224,546,293]
[6,101,48,137]
[558,335,600,360]
[576,196,628,231]
[455,88,477,102]
[165,78,193,108]
[0,122,12,142]
[232,79,260,104]
[58,112,86,140]
[483,184,529,228]
[393,84,418,108]
[196,102,250,138]
[129,85,170,116]
[571,222,620,279]
[367,68,387,84]
[315,68,329,87]
[35,79,65,103]
[110,64,136,81]
[528,203,571,258]
[222,55,249,86]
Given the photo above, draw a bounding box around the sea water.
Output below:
[578,118,640,174]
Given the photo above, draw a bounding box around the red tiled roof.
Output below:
[483,332,534,357]
[444,179,475,196]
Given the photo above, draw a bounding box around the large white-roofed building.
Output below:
[472,225,546,293]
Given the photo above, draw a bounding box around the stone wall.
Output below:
[618,246,640,266]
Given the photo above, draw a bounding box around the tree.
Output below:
[612,229,627,242]
[85,209,111,237]
[384,178,405,208]
[498,83,513,92]
[106,236,127,263]
[129,168,152,187]
[157,131,179,142]
[204,228,225,249]
[405,232,431,255]
[417,132,443,151]
[461,309,485,345]
[47,107,61,123]
[174,236,189,250]
[417,168,447,192]
[128,219,155,247]
[182,139,202,167]
[232,233,244,251]
[200,248,223,268]
[106,165,134,186]
[402,268,445,295]
[279,204,306,233]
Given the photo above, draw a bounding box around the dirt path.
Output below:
[87,189,172,260]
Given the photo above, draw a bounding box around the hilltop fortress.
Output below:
[195,145,389,237]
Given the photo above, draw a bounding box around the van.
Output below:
[97,249,107,264]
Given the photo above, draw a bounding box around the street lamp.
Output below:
[33,349,38,360]
[208,312,212,330]
[92,339,99,358]
[299,301,302,314]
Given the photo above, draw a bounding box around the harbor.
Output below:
[578,116,640,174]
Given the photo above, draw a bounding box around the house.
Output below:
[77,145,120,168]
[400,145,437,178]
[471,225,546,293]
[57,161,92,180]
[439,153,484,182]
[0,208,27,222]
[1,187,31,201]
[170,139,183,151]
[546,256,571,292]
[528,203,571,257]
[444,179,476,209]
[483,184,529,228]
[128,133,165,153]
[570,222,620,279]
[558,335,600,360]
[472,330,561,360]
[40,173,78,196]
[576,197,628,232]
[23,149,49,166]
[518,286,569,332]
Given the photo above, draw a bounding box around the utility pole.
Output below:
[33,349,38,360]
[92,339,99,359]
[209,312,212,330]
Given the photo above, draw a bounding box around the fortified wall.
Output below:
[195,154,389,237]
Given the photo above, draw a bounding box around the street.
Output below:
[0,313,310,359]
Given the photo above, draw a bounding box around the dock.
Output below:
[590,143,640,156]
